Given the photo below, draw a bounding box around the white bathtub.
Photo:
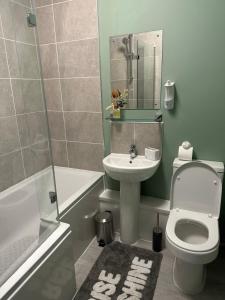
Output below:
[54,166,104,261]
[1,222,75,300]
[0,167,76,299]
[54,166,103,215]
[0,167,103,299]
[0,167,59,291]
[0,165,103,299]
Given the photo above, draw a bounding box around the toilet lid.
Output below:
[171,161,222,218]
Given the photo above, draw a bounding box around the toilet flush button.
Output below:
[177,176,181,181]
[213,180,218,185]
[208,214,212,218]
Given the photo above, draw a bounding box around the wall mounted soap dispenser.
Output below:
[164,80,175,110]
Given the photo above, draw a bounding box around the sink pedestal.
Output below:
[103,153,161,245]
[120,181,140,244]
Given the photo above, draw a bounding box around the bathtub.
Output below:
[0,165,104,299]
[55,166,104,215]
[54,166,104,261]
[2,222,76,300]
[0,167,76,300]
[0,167,59,292]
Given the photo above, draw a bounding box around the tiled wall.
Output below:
[36,0,104,171]
[0,0,51,192]
[111,122,162,155]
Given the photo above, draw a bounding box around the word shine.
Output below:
[89,256,153,300]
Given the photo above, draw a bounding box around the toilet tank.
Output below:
[173,158,224,181]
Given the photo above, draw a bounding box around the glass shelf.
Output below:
[104,117,161,123]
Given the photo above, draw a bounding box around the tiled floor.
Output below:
[75,237,225,300]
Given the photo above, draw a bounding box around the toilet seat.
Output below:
[166,208,219,253]
[171,161,222,218]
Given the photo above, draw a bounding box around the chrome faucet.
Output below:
[129,144,137,159]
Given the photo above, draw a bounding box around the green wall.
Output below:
[98,0,225,240]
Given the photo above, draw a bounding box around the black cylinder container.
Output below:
[153,226,162,252]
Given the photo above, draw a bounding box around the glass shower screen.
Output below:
[0,0,59,286]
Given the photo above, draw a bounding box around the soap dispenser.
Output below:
[164,80,175,110]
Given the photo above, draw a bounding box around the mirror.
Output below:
[110,30,162,110]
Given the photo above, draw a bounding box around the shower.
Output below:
[0,0,59,288]
[122,34,135,82]
[122,34,133,58]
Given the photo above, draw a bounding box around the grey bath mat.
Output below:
[75,241,162,299]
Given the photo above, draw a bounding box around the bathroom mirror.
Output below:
[110,30,162,110]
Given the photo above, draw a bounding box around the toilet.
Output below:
[166,158,224,295]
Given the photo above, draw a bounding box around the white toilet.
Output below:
[166,158,224,295]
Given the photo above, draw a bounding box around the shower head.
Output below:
[122,37,129,45]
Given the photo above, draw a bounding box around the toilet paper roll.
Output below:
[178,146,193,161]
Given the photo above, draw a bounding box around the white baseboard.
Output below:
[99,189,170,244]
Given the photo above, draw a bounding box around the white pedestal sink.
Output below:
[103,153,160,244]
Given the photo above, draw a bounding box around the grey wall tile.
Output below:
[110,59,127,81]
[154,78,161,101]
[4,40,19,78]
[58,39,99,78]
[51,139,68,167]
[111,80,128,96]
[0,151,25,192]
[134,123,162,155]
[68,142,103,171]
[34,0,103,171]
[61,78,101,112]
[0,79,15,117]
[48,111,65,140]
[65,112,103,143]
[0,19,3,38]
[36,6,55,44]
[9,2,35,43]
[12,79,44,113]
[110,36,127,60]
[0,0,59,191]
[0,39,9,78]
[53,0,98,42]
[137,56,155,80]
[127,100,137,109]
[17,112,48,147]
[111,122,134,154]
[0,117,20,155]
[13,0,31,7]
[0,1,14,41]
[35,0,53,7]
[6,41,40,78]
[40,44,59,78]
[136,79,154,100]
[22,141,50,176]
[52,0,67,3]
[43,79,62,110]
[110,122,162,155]
[139,100,155,109]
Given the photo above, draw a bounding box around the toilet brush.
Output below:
[153,213,162,252]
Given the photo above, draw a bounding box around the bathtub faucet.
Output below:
[129,144,137,159]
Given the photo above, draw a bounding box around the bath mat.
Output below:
[75,241,162,300]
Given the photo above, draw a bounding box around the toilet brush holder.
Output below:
[153,213,162,252]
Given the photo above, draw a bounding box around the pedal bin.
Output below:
[95,211,114,247]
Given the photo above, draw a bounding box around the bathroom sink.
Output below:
[103,153,160,182]
[103,153,160,244]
